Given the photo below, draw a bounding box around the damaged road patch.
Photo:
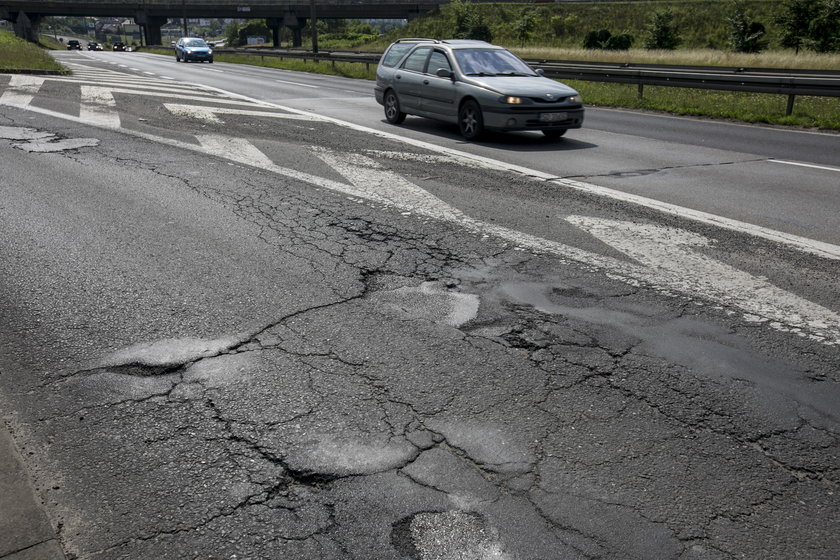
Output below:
[0,124,98,153]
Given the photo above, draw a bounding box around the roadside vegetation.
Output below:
[0,29,65,72]
[7,0,839,130]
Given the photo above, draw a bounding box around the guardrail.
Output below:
[204,48,840,115]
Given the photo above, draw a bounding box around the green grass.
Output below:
[0,30,65,72]
[569,81,840,129]
[146,49,840,131]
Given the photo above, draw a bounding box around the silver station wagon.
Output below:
[375,39,584,140]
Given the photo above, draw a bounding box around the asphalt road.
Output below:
[0,51,838,560]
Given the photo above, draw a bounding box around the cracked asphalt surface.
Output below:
[1,64,839,560]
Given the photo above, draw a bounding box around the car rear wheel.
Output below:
[542,129,567,139]
[459,100,484,141]
[384,90,406,124]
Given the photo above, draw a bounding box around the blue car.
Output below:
[175,37,213,63]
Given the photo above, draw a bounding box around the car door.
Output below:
[420,49,458,120]
[394,47,432,112]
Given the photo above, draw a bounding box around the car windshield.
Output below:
[453,48,536,77]
[184,39,208,47]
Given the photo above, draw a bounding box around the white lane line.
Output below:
[165,104,323,123]
[275,79,320,89]
[0,75,44,107]
[79,86,121,129]
[566,216,840,344]
[769,159,840,173]
[198,84,840,261]
[160,76,176,80]
[205,69,224,73]
[143,71,156,76]
[13,97,839,344]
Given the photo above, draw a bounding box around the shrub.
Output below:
[644,9,682,50]
[727,0,768,52]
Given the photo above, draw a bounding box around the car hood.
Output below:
[462,75,578,98]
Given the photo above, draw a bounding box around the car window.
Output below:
[401,47,432,73]
[184,39,207,47]
[381,43,416,68]
[453,48,536,76]
[427,51,451,75]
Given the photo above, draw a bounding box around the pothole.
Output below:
[369,281,479,328]
[392,511,509,560]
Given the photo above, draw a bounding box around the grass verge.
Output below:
[191,50,840,131]
[0,30,65,72]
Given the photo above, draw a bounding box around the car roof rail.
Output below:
[441,39,493,46]
[395,38,439,44]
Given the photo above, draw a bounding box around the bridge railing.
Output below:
[204,47,840,116]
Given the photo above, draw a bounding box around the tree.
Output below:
[225,21,240,46]
[583,29,633,50]
[583,29,612,50]
[807,0,840,52]
[643,9,682,50]
[775,0,819,53]
[727,1,768,53]
[514,11,536,46]
[451,0,493,42]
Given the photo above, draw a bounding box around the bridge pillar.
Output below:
[136,12,167,46]
[9,11,42,43]
[266,18,281,47]
[283,13,304,48]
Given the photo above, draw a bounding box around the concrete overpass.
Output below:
[0,0,447,47]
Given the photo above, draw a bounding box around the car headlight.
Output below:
[568,94,582,104]
[208,50,212,54]
[500,96,523,105]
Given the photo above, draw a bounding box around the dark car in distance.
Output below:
[66,40,81,50]
[87,41,103,51]
[112,42,126,51]
[174,37,214,63]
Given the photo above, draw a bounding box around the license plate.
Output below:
[539,112,567,122]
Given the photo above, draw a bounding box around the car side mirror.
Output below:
[535,68,545,76]
[436,68,454,80]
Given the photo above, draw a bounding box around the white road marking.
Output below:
[769,159,840,173]
[79,86,121,128]
[275,79,320,89]
[192,84,840,261]
[143,71,156,76]
[565,216,840,344]
[51,77,210,94]
[0,75,44,107]
[165,104,324,124]
[6,69,838,344]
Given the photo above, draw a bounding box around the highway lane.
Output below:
[58,50,840,249]
[2,52,839,559]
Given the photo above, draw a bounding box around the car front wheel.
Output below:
[542,129,567,139]
[384,90,406,124]
[459,100,484,140]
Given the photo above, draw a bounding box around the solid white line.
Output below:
[275,79,320,89]
[194,83,840,261]
[143,72,156,76]
[769,159,840,173]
